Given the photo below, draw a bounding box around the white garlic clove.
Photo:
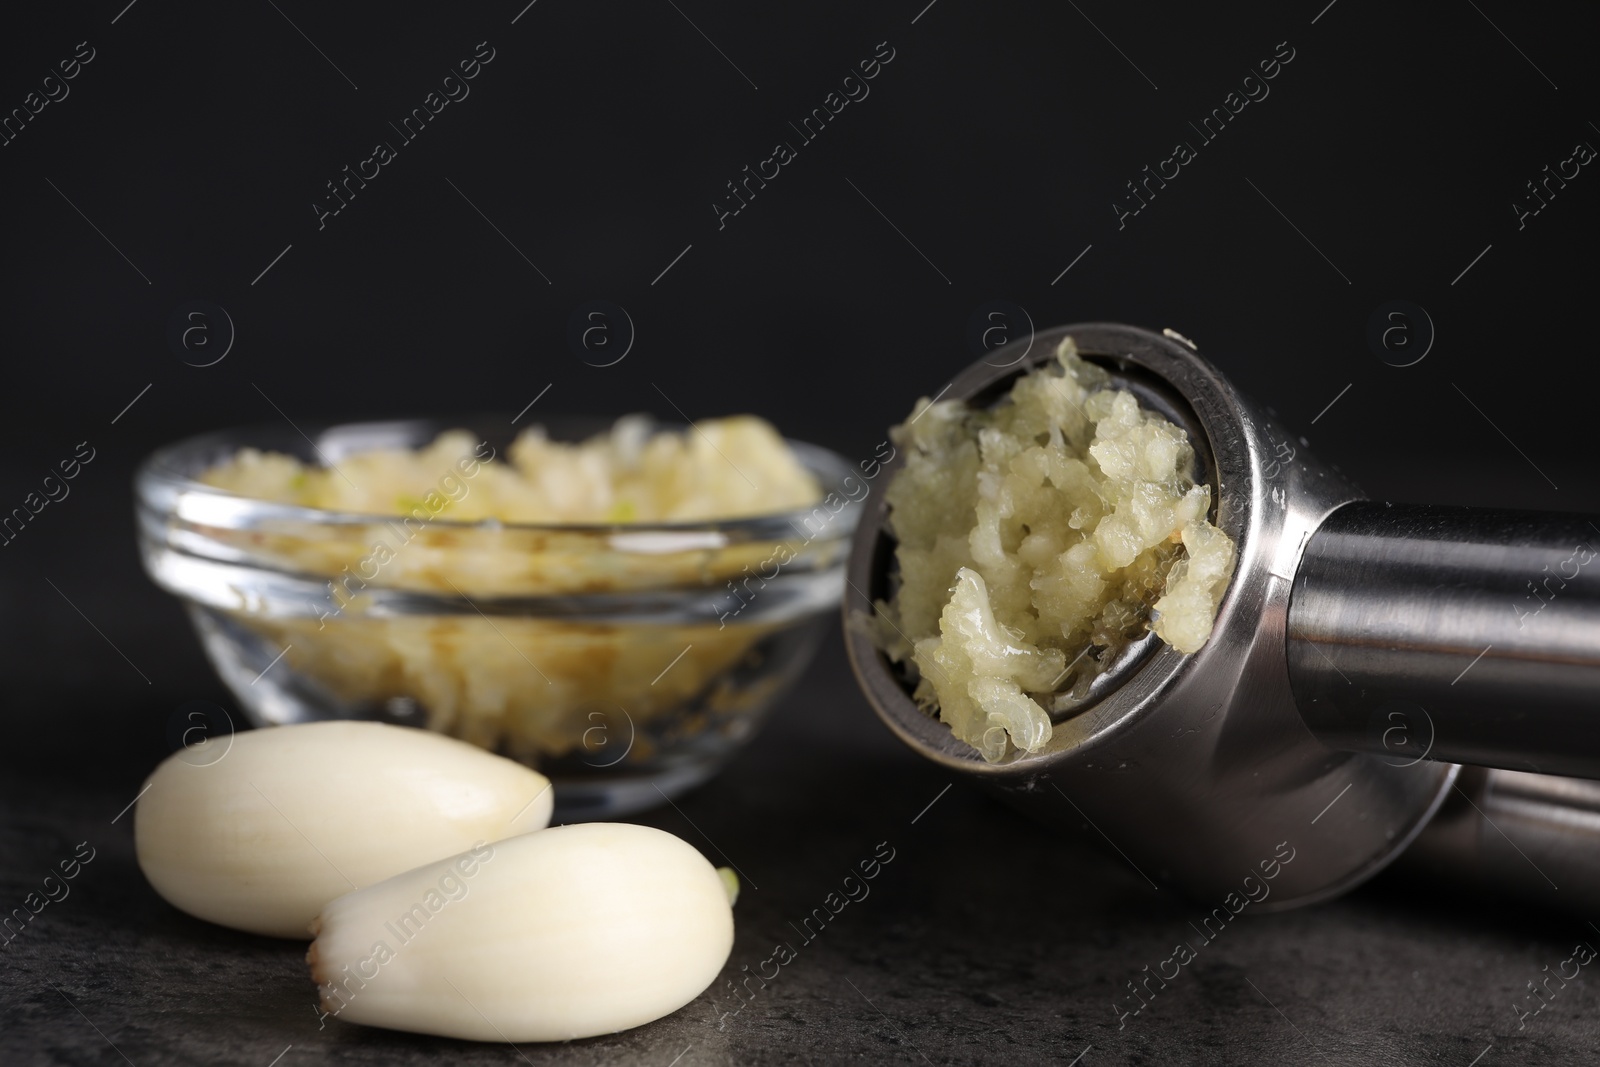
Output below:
[135,721,553,939]
[308,823,735,1042]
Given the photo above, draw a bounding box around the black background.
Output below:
[2,1,1597,1064]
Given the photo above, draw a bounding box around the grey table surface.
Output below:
[0,431,1594,1067]
[3,616,1597,1067]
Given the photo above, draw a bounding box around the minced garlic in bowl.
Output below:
[201,415,821,526]
[139,414,855,814]
[870,338,1236,762]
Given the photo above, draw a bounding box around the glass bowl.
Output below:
[135,417,860,818]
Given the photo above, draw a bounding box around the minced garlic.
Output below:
[202,415,819,524]
[191,416,823,764]
[872,338,1235,762]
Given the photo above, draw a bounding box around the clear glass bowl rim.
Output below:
[136,415,865,546]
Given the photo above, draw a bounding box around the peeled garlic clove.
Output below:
[308,823,735,1042]
[135,721,553,939]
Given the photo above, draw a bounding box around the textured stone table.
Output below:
[4,620,1598,1066]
